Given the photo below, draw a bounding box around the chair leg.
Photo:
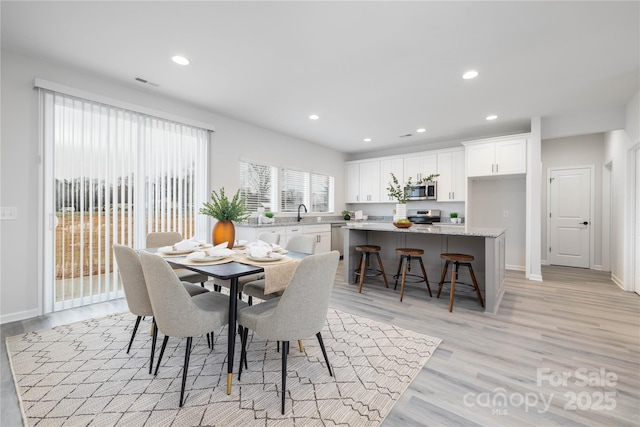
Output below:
[437,261,450,298]
[393,256,403,290]
[179,337,193,407]
[150,318,158,374]
[418,257,432,297]
[376,252,389,288]
[127,316,142,354]
[298,340,304,353]
[248,295,253,306]
[154,335,169,375]
[357,253,367,293]
[281,341,289,415]
[449,265,457,313]
[399,257,408,302]
[468,264,485,307]
[201,281,205,288]
[316,332,333,377]
[206,332,211,349]
[239,327,249,379]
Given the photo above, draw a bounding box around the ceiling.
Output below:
[2,1,639,154]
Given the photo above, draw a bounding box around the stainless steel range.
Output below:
[407,209,441,224]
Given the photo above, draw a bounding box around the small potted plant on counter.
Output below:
[450,212,459,224]
[342,210,351,220]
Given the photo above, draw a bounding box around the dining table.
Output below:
[151,247,304,395]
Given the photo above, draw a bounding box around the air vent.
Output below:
[399,133,413,138]
[134,77,159,87]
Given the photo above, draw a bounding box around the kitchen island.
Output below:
[344,222,506,314]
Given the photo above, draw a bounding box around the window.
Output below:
[42,90,209,311]
[240,162,334,214]
[240,161,278,212]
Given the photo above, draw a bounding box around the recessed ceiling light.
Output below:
[172,55,190,65]
[486,115,498,121]
[416,128,426,133]
[309,114,319,120]
[463,70,478,79]
[364,138,372,142]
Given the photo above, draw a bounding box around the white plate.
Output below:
[159,249,195,255]
[191,255,228,262]
[247,253,284,262]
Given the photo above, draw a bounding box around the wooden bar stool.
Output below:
[354,245,389,293]
[393,248,432,302]
[437,253,484,312]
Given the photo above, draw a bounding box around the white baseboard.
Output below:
[611,273,625,290]
[541,259,549,266]
[506,264,525,271]
[526,273,544,281]
[593,264,603,271]
[1,308,39,325]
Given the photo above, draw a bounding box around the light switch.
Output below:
[1,207,18,220]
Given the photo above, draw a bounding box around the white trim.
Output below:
[611,273,625,290]
[506,264,525,271]
[602,162,612,272]
[626,142,640,293]
[1,309,40,325]
[33,78,216,132]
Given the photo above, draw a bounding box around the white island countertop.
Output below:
[344,222,505,238]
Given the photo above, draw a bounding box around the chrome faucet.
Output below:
[297,203,307,222]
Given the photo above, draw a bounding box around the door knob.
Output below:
[580,221,589,225]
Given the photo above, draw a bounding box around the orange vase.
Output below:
[212,220,235,249]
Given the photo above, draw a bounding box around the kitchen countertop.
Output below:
[344,222,505,238]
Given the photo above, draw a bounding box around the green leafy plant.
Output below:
[341,210,351,216]
[450,212,458,218]
[386,172,440,203]
[200,188,249,222]
[264,211,274,219]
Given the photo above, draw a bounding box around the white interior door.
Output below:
[548,167,592,268]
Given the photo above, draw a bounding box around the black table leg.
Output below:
[226,277,238,394]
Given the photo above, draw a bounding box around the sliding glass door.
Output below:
[41,90,209,312]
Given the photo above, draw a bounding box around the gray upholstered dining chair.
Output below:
[112,244,209,374]
[237,250,340,414]
[242,233,316,305]
[139,251,247,407]
[145,232,209,287]
[257,231,281,245]
[212,232,282,295]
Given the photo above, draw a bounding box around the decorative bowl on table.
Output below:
[393,221,414,228]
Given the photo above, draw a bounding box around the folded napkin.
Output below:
[187,245,234,260]
[247,240,272,258]
[174,239,200,251]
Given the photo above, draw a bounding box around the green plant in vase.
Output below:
[200,188,249,248]
[341,210,351,220]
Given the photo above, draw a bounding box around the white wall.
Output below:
[541,134,605,268]
[466,177,527,270]
[0,49,345,322]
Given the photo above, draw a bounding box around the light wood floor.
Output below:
[2,264,639,426]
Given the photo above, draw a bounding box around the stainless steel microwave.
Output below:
[405,182,437,200]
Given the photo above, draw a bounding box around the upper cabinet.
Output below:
[379,157,404,202]
[404,154,437,182]
[437,149,465,202]
[345,160,380,203]
[465,137,527,177]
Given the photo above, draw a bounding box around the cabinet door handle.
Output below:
[496,164,499,173]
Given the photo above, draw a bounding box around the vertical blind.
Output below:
[42,90,209,311]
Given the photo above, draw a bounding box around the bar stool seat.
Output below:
[437,253,484,312]
[393,248,432,302]
[354,245,389,293]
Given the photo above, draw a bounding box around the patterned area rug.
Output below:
[6,309,441,426]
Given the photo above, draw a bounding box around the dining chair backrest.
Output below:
[257,231,280,245]
[139,251,221,338]
[252,251,339,340]
[113,244,153,317]
[284,233,316,254]
[146,231,183,248]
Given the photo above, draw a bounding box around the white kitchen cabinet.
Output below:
[437,149,466,202]
[345,160,380,203]
[379,157,404,202]
[303,224,331,253]
[466,138,527,177]
[404,154,437,183]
